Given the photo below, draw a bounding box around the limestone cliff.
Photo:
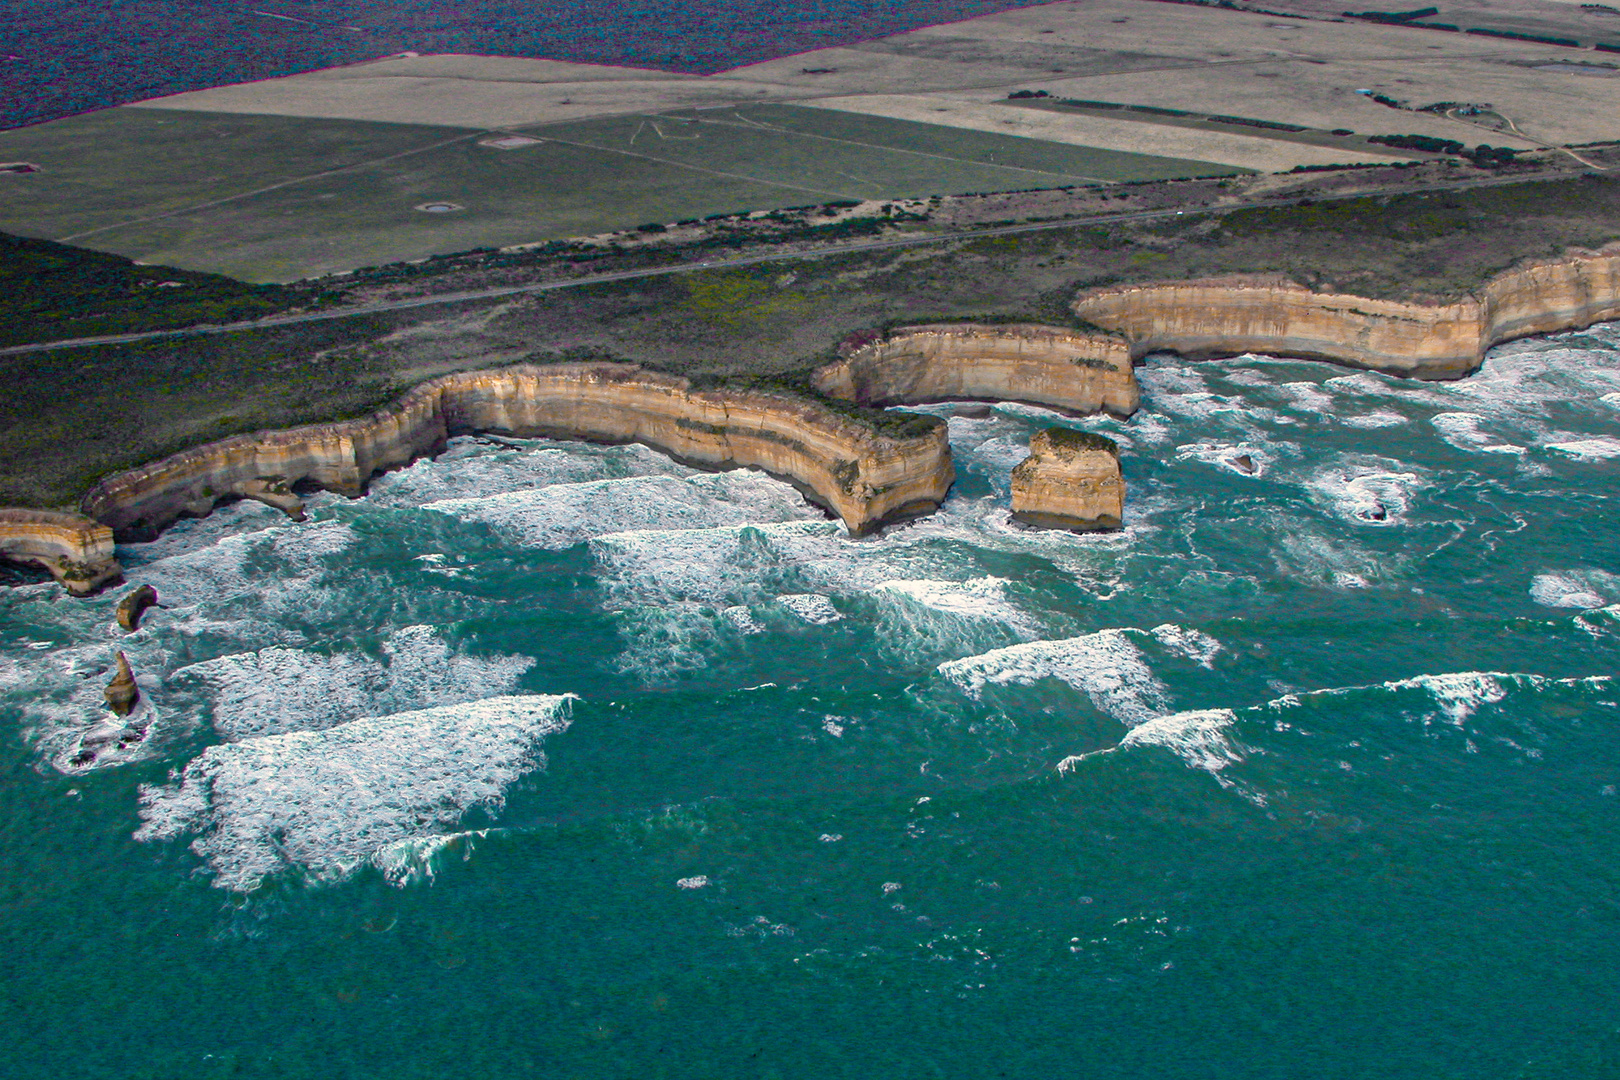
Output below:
[1072,248,1620,379]
[0,509,122,596]
[1010,428,1124,533]
[813,323,1138,416]
[80,363,955,540]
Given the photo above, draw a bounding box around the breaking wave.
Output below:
[135,694,575,893]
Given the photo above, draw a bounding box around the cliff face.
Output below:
[81,363,955,540]
[1010,428,1123,533]
[0,509,122,595]
[1072,249,1620,379]
[813,324,1139,416]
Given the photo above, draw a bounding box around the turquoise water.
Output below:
[5,329,1620,1077]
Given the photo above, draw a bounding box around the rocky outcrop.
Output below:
[104,652,138,716]
[1010,428,1124,533]
[116,585,158,631]
[813,323,1138,416]
[240,477,306,521]
[1072,248,1620,379]
[80,363,955,540]
[0,509,122,596]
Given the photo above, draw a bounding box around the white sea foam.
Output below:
[1174,441,1274,477]
[1542,436,1620,461]
[116,497,328,569]
[1271,380,1339,415]
[135,694,575,892]
[1431,412,1524,455]
[1271,523,1388,589]
[0,604,185,771]
[1322,371,1396,396]
[722,606,765,634]
[364,436,684,508]
[123,519,362,641]
[938,627,1208,723]
[1340,409,1409,429]
[374,829,488,886]
[874,577,1034,633]
[777,594,842,624]
[1150,624,1222,667]
[1304,461,1422,526]
[1529,571,1619,610]
[1387,672,1508,724]
[426,471,819,549]
[172,625,534,740]
[1118,709,1244,773]
[591,520,844,608]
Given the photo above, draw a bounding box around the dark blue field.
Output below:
[1,0,1039,129]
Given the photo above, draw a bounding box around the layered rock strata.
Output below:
[1010,428,1124,533]
[1072,248,1620,380]
[0,509,122,596]
[813,324,1139,416]
[81,363,955,540]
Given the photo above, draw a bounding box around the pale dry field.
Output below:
[866,0,1620,144]
[800,96,1406,171]
[131,0,1620,168]
[131,55,782,130]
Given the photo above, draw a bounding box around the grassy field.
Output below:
[5,170,1618,510]
[802,94,1404,172]
[1002,98,1493,157]
[0,102,1237,281]
[649,104,1238,185]
[0,107,466,241]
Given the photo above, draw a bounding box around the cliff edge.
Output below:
[1073,247,1620,379]
[0,509,122,596]
[813,323,1139,416]
[79,362,956,541]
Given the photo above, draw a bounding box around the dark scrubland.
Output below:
[0,232,324,347]
[2,160,1618,510]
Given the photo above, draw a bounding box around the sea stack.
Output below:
[115,585,158,632]
[104,652,138,716]
[1010,428,1124,532]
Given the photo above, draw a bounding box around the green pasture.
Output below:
[0,102,1238,282]
[0,107,463,241]
[524,103,1236,194]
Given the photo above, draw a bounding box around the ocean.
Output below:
[3,329,1620,1076]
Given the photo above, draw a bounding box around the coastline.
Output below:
[6,247,1620,593]
[1074,247,1620,379]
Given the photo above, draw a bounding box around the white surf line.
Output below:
[0,168,1580,357]
[675,112,1116,185]
[56,131,484,243]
